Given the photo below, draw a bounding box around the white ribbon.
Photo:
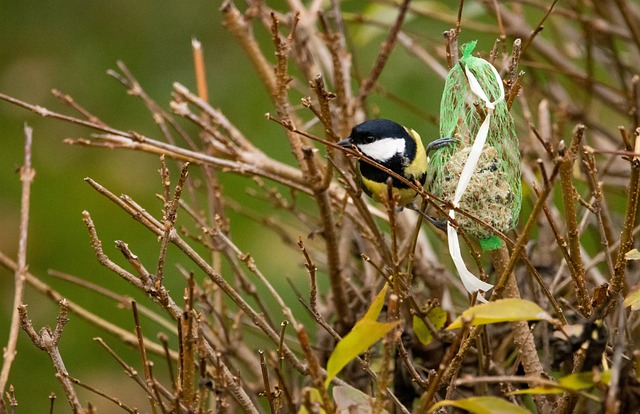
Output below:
[447,61,504,302]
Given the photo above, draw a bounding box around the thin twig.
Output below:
[19,301,85,414]
[0,124,35,396]
[358,0,411,103]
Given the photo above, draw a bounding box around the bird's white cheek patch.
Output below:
[357,138,405,162]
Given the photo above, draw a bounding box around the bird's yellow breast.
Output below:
[403,127,428,179]
[358,172,420,206]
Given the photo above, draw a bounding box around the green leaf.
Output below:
[511,370,611,395]
[428,396,531,414]
[413,306,447,345]
[623,286,640,310]
[447,298,552,330]
[625,248,640,260]
[324,285,399,388]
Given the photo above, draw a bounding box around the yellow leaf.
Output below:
[447,298,552,330]
[623,286,640,311]
[428,396,531,414]
[362,284,388,321]
[413,307,447,345]
[625,248,640,260]
[510,370,611,395]
[325,285,398,388]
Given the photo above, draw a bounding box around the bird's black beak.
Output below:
[337,138,353,148]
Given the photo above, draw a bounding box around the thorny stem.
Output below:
[582,150,616,278]
[419,319,467,410]
[156,160,189,296]
[608,128,640,308]
[0,251,177,360]
[131,301,163,414]
[490,246,553,412]
[295,326,335,413]
[259,350,277,414]
[298,238,319,314]
[303,145,351,331]
[558,125,591,317]
[83,178,307,374]
[79,209,259,412]
[270,12,352,330]
[374,293,399,414]
[2,2,640,411]
[492,164,560,300]
[180,276,196,408]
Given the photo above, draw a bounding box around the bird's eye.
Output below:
[363,135,375,144]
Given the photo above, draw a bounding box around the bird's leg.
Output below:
[406,203,447,232]
[425,137,456,155]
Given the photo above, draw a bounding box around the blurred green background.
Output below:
[0,1,255,411]
[0,1,453,411]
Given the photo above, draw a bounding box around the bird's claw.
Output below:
[406,204,448,233]
[426,137,456,155]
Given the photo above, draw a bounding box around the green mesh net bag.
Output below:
[428,41,522,253]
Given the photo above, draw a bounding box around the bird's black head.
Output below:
[338,119,414,164]
[347,119,407,145]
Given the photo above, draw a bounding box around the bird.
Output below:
[337,119,453,227]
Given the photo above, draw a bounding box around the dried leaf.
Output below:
[333,385,389,414]
[623,285,640,310]
[625,248,640,260]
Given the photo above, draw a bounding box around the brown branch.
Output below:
[67,376,138,414]
[608,128,640,307]
[558,125,591,317]
[302,145,351,331]
[298,238,319,314]
[0,124,35,397]
[83,178,307,374]
[582,150,616,277]
[180,277,196,409]
[131,301,166,413]
[221,1,278,99]
[358,0,411,103]
[191,38,209,103]
[51,89,107,127]
[317,9,353,137]
[19,301,85,414]
[156,160,190,290]
[0,250,176,363]
[492,161,560,301]
[295,326,335,413]
[258,350,278,414]
[48,269,174,332]
[490,247,554,412]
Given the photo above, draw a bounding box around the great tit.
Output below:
[337,119,453,225]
